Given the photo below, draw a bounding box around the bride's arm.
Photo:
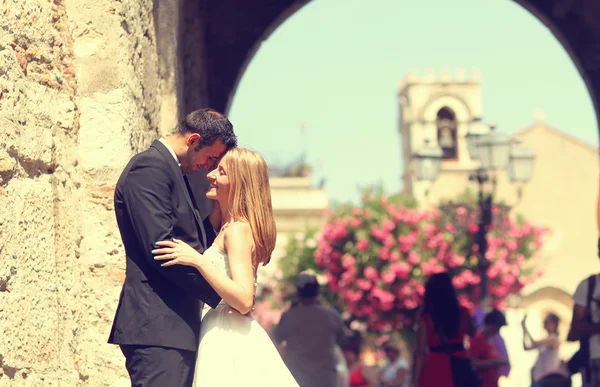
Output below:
[153,222,256,314]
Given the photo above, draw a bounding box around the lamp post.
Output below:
[412,120,536,309]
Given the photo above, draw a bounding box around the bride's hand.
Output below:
[152,239,202,267]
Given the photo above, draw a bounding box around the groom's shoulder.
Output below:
[117,145,168,187]
[127,144,164,169]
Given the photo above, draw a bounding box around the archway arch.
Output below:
[197,0,600,139]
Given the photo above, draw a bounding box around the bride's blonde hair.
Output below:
[222,148,276,266]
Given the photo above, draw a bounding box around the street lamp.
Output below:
[412,120,536,309]
[465,118,488,160]
[508,144,536,183]
[412,140,443,181]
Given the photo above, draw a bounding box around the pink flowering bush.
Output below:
[314,190,547,335]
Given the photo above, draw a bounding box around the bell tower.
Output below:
[397,69,487,200]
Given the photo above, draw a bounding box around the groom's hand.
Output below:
[209,201,222,232]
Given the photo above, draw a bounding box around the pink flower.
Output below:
[326,273,340,291]
[488,264,501,279]
[350,218,363,228]
[371,287,395,304]
[467,224,479,234]
[398,234,416,253]
[425,232,443,249]
[496,248,508,262]
[382,219,395,233]
[453,276,467,289]
[390,262,410,279]
[364,267,378,281]
[500,274,515,287]
[314,251,325,266]
[404,210,420,225]
[362,305,374,315]
[449,255,465,267]
[379,247,391,260]
[509,265,520,277]
[390,250,401,262]
[356,279,372,291]
[384,235,395,247]
[346,265,357,276]
[340,271,354,285]
[342,255,356,269]
[356,238,370,252]
[407,251,420,265]
[345,290,363,303]
[381,271,396,284]
[405,299,418,309]
[421,258,442,276]
[506,240,517,252]
[423,223,437,237]
[391,208,404,223]
[371,225,388,241]
[456,206,467,217]
[445,222,457,233]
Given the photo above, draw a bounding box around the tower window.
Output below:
[437,107,458,160]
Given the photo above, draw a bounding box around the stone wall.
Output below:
[0,0,182,385]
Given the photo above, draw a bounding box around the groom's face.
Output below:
[182,135,227,174]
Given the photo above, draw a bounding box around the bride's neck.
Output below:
[219,199,232,226]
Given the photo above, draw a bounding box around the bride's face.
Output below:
[206,159,230,201]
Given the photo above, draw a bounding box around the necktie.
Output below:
[183,175,208,249]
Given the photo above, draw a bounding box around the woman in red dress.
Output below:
[412,272,477,387]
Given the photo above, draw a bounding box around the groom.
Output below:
[108,108,237,387]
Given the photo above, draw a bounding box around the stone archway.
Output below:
[1,1,599,386]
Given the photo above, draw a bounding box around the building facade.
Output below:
[398,70,599,386]
[264,174,329,280]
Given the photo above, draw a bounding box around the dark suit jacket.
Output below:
[108,140,221,351]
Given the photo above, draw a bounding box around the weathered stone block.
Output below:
[78,89,135,172]
[0,178,60,371]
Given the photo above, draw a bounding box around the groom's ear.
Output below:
[185,133,201,148]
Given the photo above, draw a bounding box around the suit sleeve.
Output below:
[122,156,221,307]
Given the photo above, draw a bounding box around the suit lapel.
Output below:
[151,140,208,250]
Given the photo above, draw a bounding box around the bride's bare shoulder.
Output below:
[223,221,252,244]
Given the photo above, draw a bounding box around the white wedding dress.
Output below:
[192,245,299,386]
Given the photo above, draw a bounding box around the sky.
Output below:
[228,0,598,204]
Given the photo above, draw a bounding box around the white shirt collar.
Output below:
[159,137,181,167]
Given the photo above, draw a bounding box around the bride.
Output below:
[153,148,299,386]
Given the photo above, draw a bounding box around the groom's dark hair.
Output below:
[177,108,237,151]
